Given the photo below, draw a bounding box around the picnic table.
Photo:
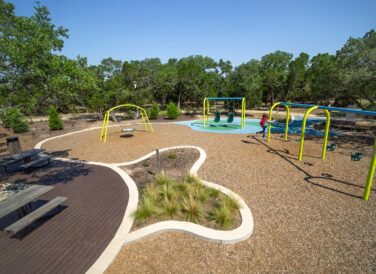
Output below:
[0,149,51,173]
[0,184,66,235]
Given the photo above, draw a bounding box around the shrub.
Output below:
[223,195,242,211]
[133,197,156,222]
[160,199,179,217]
[166,102,180,120]
[0,108,29,133]
[48,106,64,130]
[149,103,160,120]
[167,151,176,159]
[155,171,171,185]
[210,205,232,229]
[182,195,203,223]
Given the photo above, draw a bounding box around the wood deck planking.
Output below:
[0,160,129,274]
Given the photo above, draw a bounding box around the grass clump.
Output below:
[182,195,203,223]
[160,199,179,217]
[167,151,177,159]
[133,197,156,222]
[133,172,241,229]
[223,195,242,211]
[210,205,232,229]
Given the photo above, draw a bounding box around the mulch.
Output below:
[37,123,376,273]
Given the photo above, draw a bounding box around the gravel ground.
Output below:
[40,123,376,273]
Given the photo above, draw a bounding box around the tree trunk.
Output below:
[177,83,183,108]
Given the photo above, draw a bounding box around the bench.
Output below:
[0,185,54,219]
[5,197,67,234]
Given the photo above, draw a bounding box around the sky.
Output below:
[7,0,376,66]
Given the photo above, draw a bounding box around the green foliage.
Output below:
[210,205,232,229]
[208,188,220,199]
[143,184,160,203]
[154,171,172,185]
[48,106,64,130]
[133,197,157,223]
[0,107,29,133]
[223,195,242,211]
[286,53,310,101]
[166,102,180,119]
[167,151,176,159]
[133,172,240,229]
[230,60,262,107]
[149,103,160,120]
[182,195,204,223]
[260,51,293,104]
[1,0,373,113]
[336,30,376,109]
[160,199,179,217]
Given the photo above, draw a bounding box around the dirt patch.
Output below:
[121,148,200,188]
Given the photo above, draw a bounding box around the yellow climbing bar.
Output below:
[298,106,330,161]
[99,104,153,143]
[267,102,290,142]
[363,140,376,201]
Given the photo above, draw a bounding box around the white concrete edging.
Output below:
[120,146,254,246]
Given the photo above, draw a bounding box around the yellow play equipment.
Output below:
[267,101,376,201]
[99,104,153,143]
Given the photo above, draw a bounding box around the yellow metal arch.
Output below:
[364,140,376,201]
[298,106,330,161]
[99,104,153,143]
[267,102,291,142]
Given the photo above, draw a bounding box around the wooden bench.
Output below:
[0,185,54,219]
[5,197,67,234]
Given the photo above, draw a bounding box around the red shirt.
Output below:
[260,117,267,127]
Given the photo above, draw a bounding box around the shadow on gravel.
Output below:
[6,160,92,186]
[251,136,374,199]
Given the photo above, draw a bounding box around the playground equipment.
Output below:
[267,102,376,201]
[203,97,246,128]
[100,104,153,143]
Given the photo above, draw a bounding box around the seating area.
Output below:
[0,149,52,173]
[0,184,66,236]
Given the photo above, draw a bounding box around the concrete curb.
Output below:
[121,146,254,246]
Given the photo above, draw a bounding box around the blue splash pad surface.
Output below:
[175,117,334,136]
[174,118,260,134]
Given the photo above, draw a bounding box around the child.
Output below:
[257,114,268,138]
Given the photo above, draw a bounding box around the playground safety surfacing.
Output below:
[175,117,328,135]
[175,118,260,134]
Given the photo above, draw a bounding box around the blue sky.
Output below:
[8,0,376,66]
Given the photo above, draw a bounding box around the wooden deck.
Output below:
[0,160,129,274]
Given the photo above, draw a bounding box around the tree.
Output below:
[336,29,376,109]
[231,60,262,107]
[0,107,29,133]
[307,53,341,104]
[0,0,68,113]
[48,106,64,130]
[286,52,310,101]
[260,51,293,104]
